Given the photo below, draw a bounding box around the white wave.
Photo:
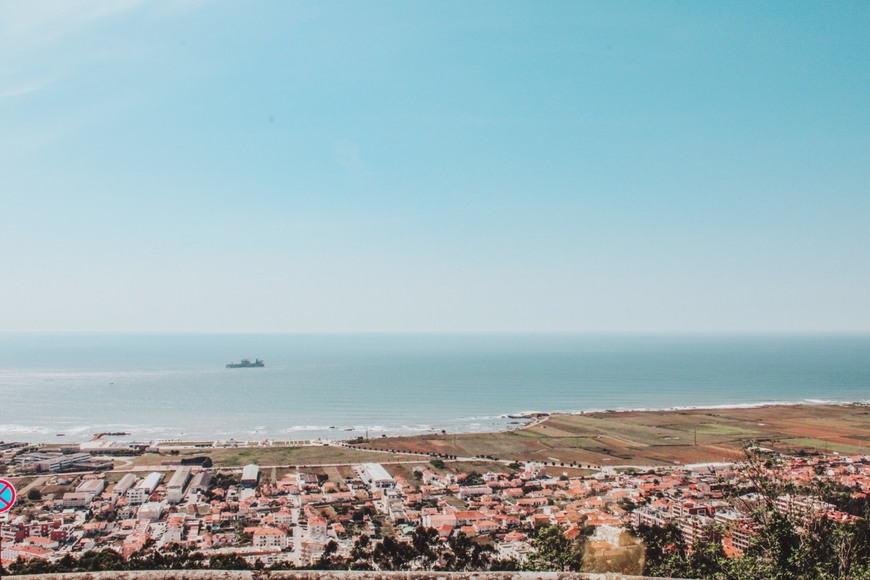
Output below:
[282,425,334,433]
[457,415,506,421]
[0,424,51,435]
[550,398,870,417]
[63,426,93,436]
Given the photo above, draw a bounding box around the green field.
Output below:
[780,438,865,454]
[691,423,761,437]
[124,444,414,470]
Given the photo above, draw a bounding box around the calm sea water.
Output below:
[1,333,868,443]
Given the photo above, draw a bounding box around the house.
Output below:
[250,527,290,549]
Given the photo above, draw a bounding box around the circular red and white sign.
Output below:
[0,479,17,513]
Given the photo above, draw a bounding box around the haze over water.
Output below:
[2,333,868,443]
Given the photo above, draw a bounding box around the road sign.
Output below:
[0,479,16,513]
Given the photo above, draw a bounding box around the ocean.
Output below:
[1,333,868,443]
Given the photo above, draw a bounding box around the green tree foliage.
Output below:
[6,546,212,576]
[208,553,249,570]
[633,522,691,578]
[371,535,414,570]
[526,523,586,572]
[299,527,496,572]
[410,525,440,568]
[463,471,485,486]
[634,447,870,579]
[445,531,494,571]
[313,540,344,570]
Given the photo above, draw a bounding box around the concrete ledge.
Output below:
[13,571,679,580]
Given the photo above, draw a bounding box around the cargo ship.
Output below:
[226,358,265,369]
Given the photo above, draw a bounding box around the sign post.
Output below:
[0,478,17,575]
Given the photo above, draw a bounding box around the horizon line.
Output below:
[2,329,870,336]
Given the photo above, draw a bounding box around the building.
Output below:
[16,452,92,472]
[307,516,328,540]
[300,539,328,565]
[189,471,213,494]
[678,515,717,547]
[459,484,493,498]
[251,527,290,549]
[127,472,162,505]
[113,474,138,499]
[1,544,52,564]
[62,492,94,508]
[358,463,394,490]
[137,502,163,521]
[775,494,839,526]
[75,478,105,496]
[241,464,260,489]
[166,466,193,504]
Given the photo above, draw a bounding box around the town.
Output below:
[1,435,868,575]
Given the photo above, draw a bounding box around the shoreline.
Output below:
[9,398,869,446]
[516,398,870,428]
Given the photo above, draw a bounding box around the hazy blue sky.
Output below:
[2,1,869,332]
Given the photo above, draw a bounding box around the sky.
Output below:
[1,1,869,333]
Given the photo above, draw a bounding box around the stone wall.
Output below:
[14,570,680,580]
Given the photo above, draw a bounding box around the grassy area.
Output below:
[445,460,517,475]
[691,423,761,437]
[542,466,595,478]
[124,444,412,469]
[207,447,309,467]
[9,476,36,489]
[442,495,467,510]
[105,471,129,483]
[384,463,426,485]
[779,438,865,454]
[320,466,344,484]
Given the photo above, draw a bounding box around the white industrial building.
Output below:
[189,471,213,494]
[358,463,394,490]
[137,502,163,521]
[113,474,138,499]
[75,479,105,496]
[16,452,92,472]
[126,472,162,505]
[166,467,192,504]
[62,492,94,508]
[241,464,260,489]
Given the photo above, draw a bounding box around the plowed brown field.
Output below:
[353,404,870,466]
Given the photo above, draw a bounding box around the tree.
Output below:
[632,522,689,578]
[209,553,249,570]
[527,524,585,572]
[410,526,440,568]
[446,532,493,571]
[348,533,374,568]
[633,445,870,580]
[371,535,414,570]
[314,540,345,570]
